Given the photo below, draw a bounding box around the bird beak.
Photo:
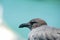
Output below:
[19,23,31,28]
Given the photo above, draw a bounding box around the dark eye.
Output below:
[30,22,37,25]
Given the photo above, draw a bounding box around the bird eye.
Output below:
[30,22,37,25]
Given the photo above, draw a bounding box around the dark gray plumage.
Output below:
[19,18,60,40]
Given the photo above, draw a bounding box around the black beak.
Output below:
[19,23,30,28]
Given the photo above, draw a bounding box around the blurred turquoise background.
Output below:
[2,0,60,40]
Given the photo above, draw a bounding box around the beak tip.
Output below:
[19,26,20,28]
[19,25,23,28]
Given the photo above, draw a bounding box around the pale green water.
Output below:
[2,0,60,40]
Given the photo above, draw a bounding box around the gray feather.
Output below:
[28,25,60,40]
